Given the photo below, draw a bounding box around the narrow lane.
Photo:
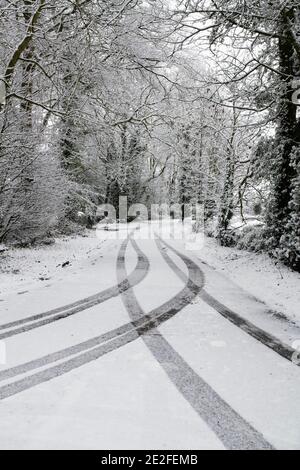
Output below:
[0,234,299,449]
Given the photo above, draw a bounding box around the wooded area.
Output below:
[0,0,299,271]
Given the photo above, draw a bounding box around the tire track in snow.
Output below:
[0,237,146,340]
[156,237,299,366]
[0,237,150,383]
[0,238,280,448]
[118,238,273,450]
[0,237,201,398]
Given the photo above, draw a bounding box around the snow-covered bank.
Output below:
[0,232,104,298]
[198,237,300,326]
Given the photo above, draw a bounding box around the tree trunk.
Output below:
[267,10,299,246]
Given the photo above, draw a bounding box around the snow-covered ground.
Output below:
[1,228,299,326]
[197,237,300,327]
[0,227,300,450]
[0,233,104,298]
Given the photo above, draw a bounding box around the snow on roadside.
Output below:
[198,237,300,326]
[0,232,105,297]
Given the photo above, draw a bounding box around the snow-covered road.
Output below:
[0,232,299,450]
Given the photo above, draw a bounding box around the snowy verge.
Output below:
[197,237,300,326]
[0,231,105,297]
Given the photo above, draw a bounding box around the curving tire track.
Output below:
[0,237,147,340]
[118,238,273,450]
[0,237,201,399]
[0,237,275,449]
[156,237,299,366]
